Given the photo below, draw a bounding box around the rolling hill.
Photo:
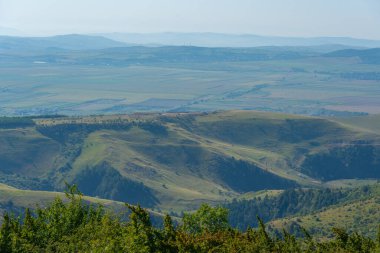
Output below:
[268,189,380,239]
[325,48,380,64]
[1,111,380,214]
[225,183,380,238]
[0,183,164,226]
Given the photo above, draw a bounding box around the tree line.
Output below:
[225,185,378,232]
[0,185,379,252]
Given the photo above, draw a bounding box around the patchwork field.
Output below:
[1,42,380,116]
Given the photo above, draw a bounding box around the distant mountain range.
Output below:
[0,26,25,36]
[0,34,131,52]
[2,34,380,64]
[1,33,380,51]
[97,32,380,48]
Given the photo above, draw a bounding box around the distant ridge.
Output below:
[2,33,379,52]
[0,26,25,36]
[325,48,380,64]
[98,32,380,48]
[0,34,131,51]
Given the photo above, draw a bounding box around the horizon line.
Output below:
[1,30,380,42]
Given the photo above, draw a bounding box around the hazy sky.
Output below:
[1,0,380,39]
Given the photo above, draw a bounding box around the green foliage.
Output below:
[225,186,378,231]
[36,122,132,144]
[330,228,376,252]
[301,144,380,181]
[137,121,168,136]
[0,213,12,252]
[0,187,379,252]
[182,204,229,234]
[73,162,158,207]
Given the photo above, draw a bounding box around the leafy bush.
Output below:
[1,185,379,252]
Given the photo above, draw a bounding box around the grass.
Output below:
[329,114,380,135]
[0,183,126,212]
[0,183,166,225]
[237,190,284,201]
[69,127,236,212]
[323,179,380,189]
[184,111,377,184]
[0,128,60,177]
[268,183,380,239]
[1,110,380,213]
[269,197,380,239]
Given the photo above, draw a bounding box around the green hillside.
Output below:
[225,183,380,238]
[0,183,164,226]
[269,196,380,239]
[0,183,123,211]
[1,111,380,214]
[330,114,380,135]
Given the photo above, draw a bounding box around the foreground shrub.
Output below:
[0,185,379,252]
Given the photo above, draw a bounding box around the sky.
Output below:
[0,0,380,39]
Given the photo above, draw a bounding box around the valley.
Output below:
[1,1,380,250]
[1,35,380,242]
[1,35,380,117]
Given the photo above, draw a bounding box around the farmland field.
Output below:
[1,41,380,116]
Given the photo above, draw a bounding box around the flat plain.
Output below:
[1,41,379,116]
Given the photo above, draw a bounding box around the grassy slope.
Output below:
[0,128,60,177]
[329,114,380,135]
[65,112,304,211]
[269,197,380,239]
[0,183,121,208]
[0,183,164,220]
[267,183,380,239]
[183,111,378,182]
[64,112,380,212]
[1,111,379,213]
[72,128,234,211]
